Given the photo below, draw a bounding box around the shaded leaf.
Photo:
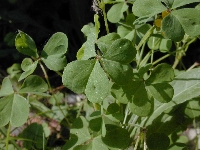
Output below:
[19,123,45,149]
[146,132,170,150]
[102,124,130,149]
[102,59,133,85]
[146,63,174,85]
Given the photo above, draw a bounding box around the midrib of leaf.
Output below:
[144,80,200,126]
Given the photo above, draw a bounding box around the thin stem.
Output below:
[152,53,171,66]
[136,26,155,51]
[98,0,109,34]
[134,134,140,150]
[0,127,21,150]
[6,123,11,150]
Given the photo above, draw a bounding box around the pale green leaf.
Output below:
[19,58,38,81]
[185,98,200,118]
[107,3,129,23]
[18,75,48,95]
[85,61,110,103]
[159,38,172,53]
[0,94,29,127]
[132,0,166,17]
[0,77,14,97]
[171,0,200,9]
[147,34,162,50]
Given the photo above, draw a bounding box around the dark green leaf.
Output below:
[184,98,200,118]
[146,63,174,85]
[147,83,174,103]
[102,59,133,85]
[171,0,200,9]
[103,38,136,64]
[128,81,152,116]
[97,33,120,54]
[107,103,120,114]
[19,123,45,149]
[146,133,170,150]
[102,124,130,149]
[15,30,38,58]
[162,14,185,42]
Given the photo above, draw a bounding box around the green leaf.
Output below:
[171,0,200,9]
[184,98,200,118]
[85,61,110,103]
[73,136,109,150]
[52,105,67,122]
[41,32,68,71]
[132,0,166,17]
[103,38,136,64]
[107,103,120,114]
[15,30,38,58]
[128,81,152,116]
[80,24,96,60]
[63,116,91,150]
[62,60,96,94]
[0,94,29,127]
[145,68,200,126]
[117,26,136,42]
[146,63,174,85]
[18,75,48,95]
[97,33,121,54]
[172,8,200,37]
[159,38,172,53]
[0,77,14,97]
[102,59,133,85]
[147,83,174,103]
[107,3,128,23]
[19,123,45,149]
[162,14,185,42]
[102,124,130,149]
[146,133,170,150]
[6,63,21,78]
[19,58,38,81]
[138,63,152,78]
[111,83,131,104]
[89,112,102,132]
[147,34,162,50]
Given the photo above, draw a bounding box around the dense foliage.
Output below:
[1,0,200,149]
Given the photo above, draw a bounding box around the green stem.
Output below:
[99,0,109,34]
[152,53,171,66]
[136,26,155,51]
[0,127,21,150]
[6,123,11,150]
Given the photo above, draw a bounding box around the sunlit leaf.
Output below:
[0,77,14,97]
[15,30,38,58]
[41,32,68,71]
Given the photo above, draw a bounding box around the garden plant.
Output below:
[1,0,200,149]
